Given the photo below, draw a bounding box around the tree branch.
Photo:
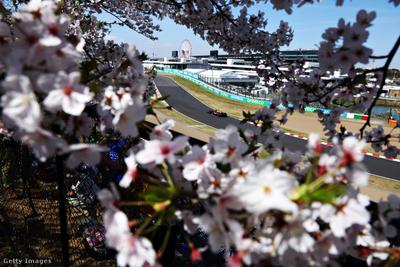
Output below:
[359,35,400,138]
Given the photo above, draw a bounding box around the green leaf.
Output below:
[257,147,270,160]
[147,106,157,116]
[309,184,347,204]
[140,185,174,202]
[216,162,231,174]
[291,184,346,204]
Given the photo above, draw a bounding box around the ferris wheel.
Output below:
[179,39,192,59]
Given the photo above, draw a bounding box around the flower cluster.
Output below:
[103,120,400,267]
[0,0,148,166]
[319,10,376,73]
[0,1,399,267]
[98,186,156,267]
[259,10,398,155]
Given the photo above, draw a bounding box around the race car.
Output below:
[208,109,228,117]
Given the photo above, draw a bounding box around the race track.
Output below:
[155,76,400,180]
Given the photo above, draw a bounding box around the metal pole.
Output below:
[22,145,38,217]
[56,156,70,267]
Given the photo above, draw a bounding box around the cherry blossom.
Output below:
[232,163,297,214]
[66,144,108,168]
[196,207,243,253]
[182,145,214,182]
[319,10,376,73]
[317,154,337,176]
[150,119,175,141]
[209,125,248,165]
[112,101,146,137]
[102,87,133,111]
[43,71,93,116]
[98,188,156,267]
[339,136,366,165]
[97,185,120,212]
[120,152,138,188]
[356,231,390,266]
[1,0,399,266]
[16,128,67,161]
[1,75,41,132]
[319,194,370,237]
[197,167,231,198]
[136,136,188,165]
[307,133,324,155]
[274,220,316,256]
[65,112,94,137]
[13,0,68,47]
[115,235,156,267]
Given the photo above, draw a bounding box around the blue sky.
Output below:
[106,1,400,68]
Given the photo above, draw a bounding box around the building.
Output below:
[197,69,259,87]
[143,47,319,97]
[193,50,319,62]
[385,85,400,98]
[143,57,209,70]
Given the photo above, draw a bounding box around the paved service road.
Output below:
[155,76,400,180]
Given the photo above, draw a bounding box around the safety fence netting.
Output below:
[0,134,115,266]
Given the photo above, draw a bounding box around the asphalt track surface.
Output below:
[155,76,400,180]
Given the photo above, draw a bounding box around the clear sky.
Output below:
[106,1,400,68]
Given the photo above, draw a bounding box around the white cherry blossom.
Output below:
[356,231,390,266]
[307,133,324,155]
[319,195,370,237]
[66,143,108,168]
[232,163,297,214]
[197,207,242,253]
[101,198,156,267]
[43,71,93,116]
[112,101,146,137]
[209,125,248,165]
[136,136,188,165]
[16,128,67,161]
[317,154,337,176]
[102,87,133,111]
[1,75,41,132]
[340,136,366,165]
[182,145,214,182]
[98,187,156,267]
[120,152,138,188]
[150,119,175,141]
[197,167,231,198]
[1,1,399,266]
[65,112,94,137]
[116,235,156,267]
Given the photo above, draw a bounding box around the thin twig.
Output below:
[369,55,388,59]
